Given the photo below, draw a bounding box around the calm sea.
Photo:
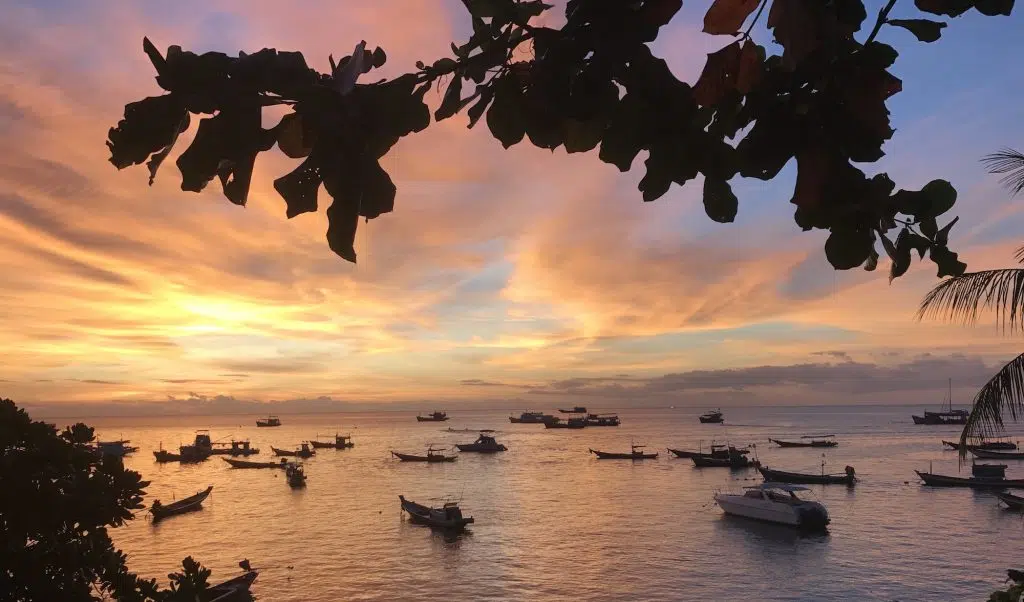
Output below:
[76,405,1024,601]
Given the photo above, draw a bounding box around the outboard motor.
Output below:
[845,466,856,480]
[796,505,830,530]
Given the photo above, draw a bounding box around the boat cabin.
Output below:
[973,463,1008,479]
[743,483,814,504]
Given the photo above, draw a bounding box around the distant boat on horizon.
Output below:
[558,406,587,414]
[256,415,281,427]
[912,379,968,425]
[699,409,724,424]
[416,410,449,422]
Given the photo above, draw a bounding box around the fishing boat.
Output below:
[769,435,838,448]
[693,453,756,468]
[209,439,259,456]
[699,409,724,424]
[590,443,658,459]
[391,447,457,462]
[668,443,750,459]
[285,462,306,488]
[912,379,969,425]
[417,410,449,422]
[149,486,213,521]
[310,433,354,449]
[558,406,587,414]
[456,433,508,452]
[715,483,830,530]
[585,413,621,426]
[915,462,1024,488]
[271,443,315,458]
[204,568,258,602]
[543,416,587,429]
[399,495,474,529]
[153,442,210,463]
[509,411,547,424]
[256,415,281,427]
[222,457,287,469]
[996,491,1024,510]
[758,464,857,485]
[942,438,1018,451]
[95,439,138,457]
[971,449,1024,460]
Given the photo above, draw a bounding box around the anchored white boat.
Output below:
[714,483,830,530]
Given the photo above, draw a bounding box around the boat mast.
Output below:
[947,378,952,411]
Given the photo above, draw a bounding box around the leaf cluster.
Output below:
[107,0,1015,276]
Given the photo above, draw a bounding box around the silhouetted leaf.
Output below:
[435,75,464,121]
[694,41,741,106]
[865,247,879,271]
[467,86,495,128]
[862,42,898,69]
[371,47,387,68]
[564,117,605,153]
[920,179,957,217]
[146,112,190,185]
[791,150,829,209]
[703,178,739,222]
[768,0,819,65]
[935,216,959,245]
[599,94,646,171]
[641,0,684,26]
[919,216,938,239]
[929,244,967,277]
[274,156,320,218]
[975,0,1014,15]
[107,95,187,170]
[486,77,526,148]
[276,113,313,159]
[890,229,913,281]
[703,0,760,34]
[736,41,764,94]
[879,231,897,260]
[825,227,873,270]
[325,194,359,263]
[914,0,973,16]
[888,18,947,42]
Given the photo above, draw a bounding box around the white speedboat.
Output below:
[714,483,830,530]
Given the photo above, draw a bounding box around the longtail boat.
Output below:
[758,465,856,485]
[399,495,474,529]
[942,439,1017,451]
[769,436,838,448]
[310,433,354,449]
[222,457,286,469]
[150,486,213,521]
[996,491,1024,510]
[416,411,449,422]
[204,569,258,602]
[271,443,315,458]
[916,463,1024,488]
[391,447,456,462]
[589,443,657,459]
[970,449,1024,460]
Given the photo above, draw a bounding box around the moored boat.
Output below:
[509,411,547,424]
[769,436,838,448]
[222,457,287,469]
[970,449,1024,460]
[416,410,449,422]
[399,495,474,529]
[699,409,724,424]
[589,444,657,459]
[256,415,281,427]
[758,465,856,485]
[916,463,1024,488]
[942,438,1018,451]
[669,443,750,459]
[271,443,315,458]
[912,379,968,425]
[456,433,508,452]
[543,416,586,429]
[95,439,138,457]
[558,406,587,414]
[150,486,213,521]
[693,453,756,468]
[585,413,621,426]
[391,447,457,462]
[204,568,258,602]
[715,483,830,530]
[996,491,1024,510]
[310,433,354,449]
[209,439,259,456]
[285,462,306,488]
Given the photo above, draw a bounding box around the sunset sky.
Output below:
[3,0,1024,412]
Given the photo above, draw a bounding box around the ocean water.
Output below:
[79,405,1024,601]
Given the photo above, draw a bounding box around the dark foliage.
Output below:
[0,398,216,601]
[107,0,1013,274]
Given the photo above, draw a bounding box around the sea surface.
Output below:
[77,405,1024,601]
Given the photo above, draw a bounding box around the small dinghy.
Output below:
[589,443,657,459]
[150,486,213,521]
[456,433,507,452]
[222,457,287,469]
[391,447,457,462]
[996,491,1024,510]
[715,483,830,530]
[399,495,474,529]
[271,443,315,458]
[758,465,856,485]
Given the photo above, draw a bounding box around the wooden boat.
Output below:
[590,444,657,459]
[585,413,621,426]
[942,439,1017,451]
[391,447,457,462]
[271,443,315,458]
[693,454,756,468]
[416,411,449,422]
[669,443,749,459]
[558,406,587,414]
[399,495,474,529]
[285,463,306,488]
[150,486,213,521]
[154,447,180,462]
[970,449,1024,460]
[543,416,586,429]
[916,463,1024,488]
[222,457,287,469]
[456,433,507,452]
[154,443,210,463]
[95,439,138,457]
[758,465,856,485]
[204,569,258,602]
[509,411,547,424]
[310,434,354,449]
[912,379,968,425]
[209,439,259,456]
[699,409,724,424]
[769,436,838,448]
[996,491,1024,510]
[256,415,281,427]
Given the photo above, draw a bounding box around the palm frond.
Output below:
[958,352,1024,461]
[1015,245,1024,264]
[918,269,1024,332]
[981,148,1024,196]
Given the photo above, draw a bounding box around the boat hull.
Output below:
[271,446,314,458]
[693,455,754,468]
[456,443,507,452]
[996,492,1024,510]
[391,451,456,462]
[915,470,1024,488]
[970,449,1024,460]
[204,571,258,602]
[942,440,1018,451]
[769,439,838,448]
[150,486,213,521]
[715,493,829,530]
[590,449,657,459]
[699,416,724,424]
[912,413,967,425]
[758,467,855,485]
[222,458,285,469]
[399,495,474,530]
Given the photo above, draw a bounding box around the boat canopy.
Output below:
[747,482,812,492]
